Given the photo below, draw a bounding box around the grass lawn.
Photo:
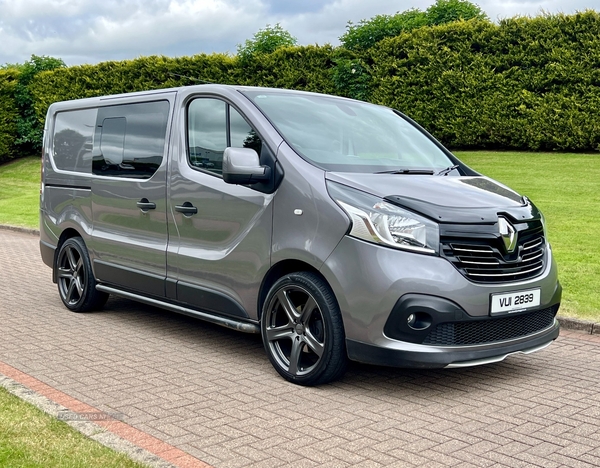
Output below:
[0,153,598,321]
[456,151,600,321]
[0,156,40,228]
[0,386,145,467]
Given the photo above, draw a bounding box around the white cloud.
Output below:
[478,0,595,20]
[0,0,597,65]
[0,0,270,63]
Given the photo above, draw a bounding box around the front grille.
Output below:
[422,306,558,346]
[441,221,546,283]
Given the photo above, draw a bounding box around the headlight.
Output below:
[327,181,439,254]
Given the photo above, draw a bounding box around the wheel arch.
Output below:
[258,259,332,322]
[259,266,349,385]
[52,228,84,283]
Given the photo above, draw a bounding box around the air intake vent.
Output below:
[422,306,557,346]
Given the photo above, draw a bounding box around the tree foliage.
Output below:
[3,10,600,162]
[0,55,65,161]
[340,9,428,52]
[30,54,237,126]
[331,49,374,102]
[237,24,297,64]
[13,55,65,155]
[0,69,19,163]
[340,0,488,51]
[238,45,337,93]
[370,12,600,151]
[425,0,487,26]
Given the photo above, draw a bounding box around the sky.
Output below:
[0,0,597,66]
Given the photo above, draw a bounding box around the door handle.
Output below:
[175,202,198,216]
[137,198,156,211]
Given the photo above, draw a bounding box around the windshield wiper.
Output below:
[375,169,435,175]
[436,165,459,176]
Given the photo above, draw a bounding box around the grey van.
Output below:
[40,85,561,385]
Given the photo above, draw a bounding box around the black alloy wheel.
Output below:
[56,237,108,312]
[261,272,347,386]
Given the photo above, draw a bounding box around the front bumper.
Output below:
[347,318,559,368]
[321,235,561,368]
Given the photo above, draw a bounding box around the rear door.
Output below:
[89,96,174,297]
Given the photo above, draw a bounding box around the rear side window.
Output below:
[92,101,170,179]
[53,109,97,173]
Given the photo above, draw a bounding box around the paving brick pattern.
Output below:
[1,228,599,467]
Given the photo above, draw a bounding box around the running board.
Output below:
[96,285,260,334]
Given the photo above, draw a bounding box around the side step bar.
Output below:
[96,285,261,334]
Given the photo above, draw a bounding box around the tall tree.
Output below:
[426,0,488,25]
[237,24,297,64]
[340,0,488,51]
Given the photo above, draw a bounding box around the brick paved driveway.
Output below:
[1,228,599,467]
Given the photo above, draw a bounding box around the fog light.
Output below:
[407,312,432,331]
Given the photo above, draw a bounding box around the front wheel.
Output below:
[55,237,108,312]
[261,272,348,386]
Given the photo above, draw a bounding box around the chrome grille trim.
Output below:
[522,251,544,262]
[461,259,499,265]
[466,265,544,278]
[523,238,543,250]
[452,246,493,253]
[440,220,546,283]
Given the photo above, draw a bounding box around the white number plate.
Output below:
[490,288,541,315]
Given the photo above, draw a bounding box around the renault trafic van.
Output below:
[40,85,561,385]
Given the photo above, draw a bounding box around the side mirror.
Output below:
[222,147,271,185]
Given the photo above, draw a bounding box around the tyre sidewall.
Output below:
[56,237,102,312]
[261,272,347,386]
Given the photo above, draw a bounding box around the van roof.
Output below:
[49,84,343,107]
[45,84,359,116]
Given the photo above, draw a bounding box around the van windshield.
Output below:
[242,90,454,173]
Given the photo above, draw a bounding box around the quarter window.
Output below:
[230,108,262,156]
[187,98,263,176]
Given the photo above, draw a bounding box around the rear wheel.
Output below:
[56,237,108,312]
[261,272,347,386]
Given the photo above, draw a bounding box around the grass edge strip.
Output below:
[0,361,210,468]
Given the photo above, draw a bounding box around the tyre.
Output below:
[55,237,108,312]
[261,272,348,386]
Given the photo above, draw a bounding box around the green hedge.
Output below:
[0,70,19,164]
[4,11,600,159]
[238,45,338,94]
[371,12,600,151]
[30,54,237,122]
[29,46,338,129]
